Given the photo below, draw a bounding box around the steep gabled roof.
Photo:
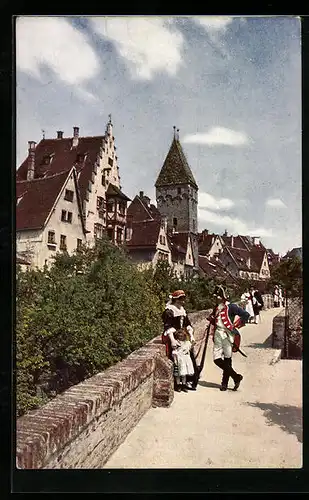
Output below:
[223,247,254,272]
[250,248,267,271]
[16,169,72,231]
[155,137,198,189]
[17,135,105,203]
[198,234,216,255]
[198,255,238,284]
[106,183,131,201]
[126,220,161,248]
[127,195,154,222]
[167,233,186,260]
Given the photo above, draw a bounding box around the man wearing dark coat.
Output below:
[207,285,250,391]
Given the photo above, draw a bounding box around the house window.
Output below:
[48,231,56,244]
[97,196,104,210]
[173,217,178,228]
[177,187,181,195]
[61,210,72,223]
[108,157,113,167]
[77,238,82,251]
[60,235,67,250]
[119,203,126,215]
[64,189,74,202]
[107,200,114,212]
[94,223,104,239]
[101,175,106,186]
[107,228,113,240]
[116,228,122,244]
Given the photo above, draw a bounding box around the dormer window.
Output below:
[42,154,53,165]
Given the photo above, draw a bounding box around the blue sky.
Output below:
[16,16,301,255]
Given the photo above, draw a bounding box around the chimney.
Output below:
[27,141,36,181]
[202,229,208,241]
[139,191,144,198]
[253,236,260,246]
[231,235,234,247]
[223,229,228,237]
[72,126,79,148]
[57,131,63,139]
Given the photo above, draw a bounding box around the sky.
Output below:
[16,15,302,255]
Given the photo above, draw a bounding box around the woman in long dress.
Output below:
[240,291,254,322]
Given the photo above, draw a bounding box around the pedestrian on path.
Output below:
[250,286,263,324]
[252,287,264,323]
[241,290,255,322]
[207,285,250,391]
[162,289,198,390]
[172,328,195,392]
[274,285,280,307]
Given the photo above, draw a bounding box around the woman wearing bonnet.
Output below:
[161,289,198,390]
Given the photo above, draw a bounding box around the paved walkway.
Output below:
[104,308,302,469]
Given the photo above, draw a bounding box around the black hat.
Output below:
[213,285,228,300]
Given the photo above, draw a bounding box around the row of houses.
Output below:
[16,119,281,285]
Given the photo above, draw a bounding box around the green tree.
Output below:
[269,256,302,298]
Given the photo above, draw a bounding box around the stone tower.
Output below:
[155,127,199,269]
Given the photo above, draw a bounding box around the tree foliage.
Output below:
[268,256,302,298]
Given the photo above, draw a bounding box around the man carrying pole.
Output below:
[207,285,250,391]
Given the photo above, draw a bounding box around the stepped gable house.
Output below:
[16,117,130,269]
[155,127,199,273]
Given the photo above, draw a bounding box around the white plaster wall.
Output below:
[17,172,86,270]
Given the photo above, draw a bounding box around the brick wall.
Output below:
[16,309,210,469]
[15,296,272,469]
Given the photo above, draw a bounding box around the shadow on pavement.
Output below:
[246,333,273,349]
[198,380,221,389]
[246,402,303,443]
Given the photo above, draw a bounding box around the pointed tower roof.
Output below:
[155,128,198,189]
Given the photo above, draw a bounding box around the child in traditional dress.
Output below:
[172,328,195,392]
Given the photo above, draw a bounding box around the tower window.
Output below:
[173,217,178,228]
[108,157,113,167]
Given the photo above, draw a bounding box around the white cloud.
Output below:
[16,17,99,99]
[183,127,250,146]
[266,198,287,208]
[90,16,184,80]
[199,192,234,211]
[198,208,274,237]
[192,16,234,32]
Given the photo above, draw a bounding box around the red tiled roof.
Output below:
[250,248,267,270]
[198,234,215,255]
[198,255,238,284]
[224,247,254,272]
[16,169,71,230]
[106,183,131,201]
[126,220,161,248]
[127,196,154,222]
[167,233,187,259]
[17,136,104,203]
